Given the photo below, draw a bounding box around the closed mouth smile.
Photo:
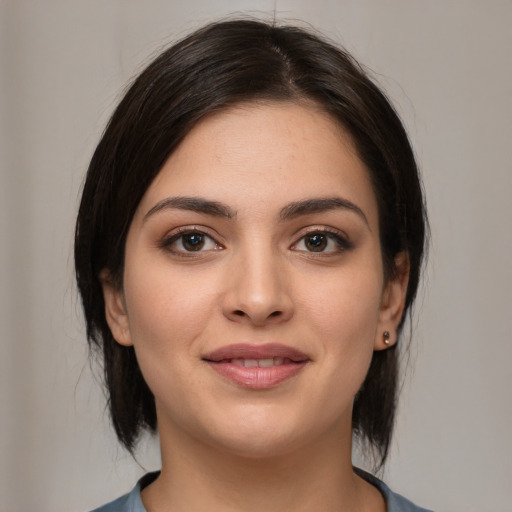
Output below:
[202,343,309,389]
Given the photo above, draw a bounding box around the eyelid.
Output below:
[160,226,224,254]
[292,225,349,241]
[290,225,353,253]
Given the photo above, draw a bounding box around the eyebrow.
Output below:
[279,197,369,227]
[144,195,369,227]
[144,196,237,221]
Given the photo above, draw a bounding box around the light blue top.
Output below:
[90,469,434,512]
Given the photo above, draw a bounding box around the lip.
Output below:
[203,343,310,390]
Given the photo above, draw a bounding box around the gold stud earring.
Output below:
[383,331,391,345]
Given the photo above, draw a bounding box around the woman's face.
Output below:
[102,102,407,458]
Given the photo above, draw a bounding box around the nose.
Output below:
[222,247,294,326]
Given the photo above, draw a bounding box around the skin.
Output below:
[102,101,409,512]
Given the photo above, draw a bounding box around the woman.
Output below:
[75,19,431,512]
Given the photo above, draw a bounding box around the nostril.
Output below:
[232,309,282,319]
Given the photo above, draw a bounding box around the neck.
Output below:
[141,420,384,512]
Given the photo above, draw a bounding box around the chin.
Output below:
[197,409,332,460]
[208,430,305,460]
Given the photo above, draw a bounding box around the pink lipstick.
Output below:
[202,343,309,389]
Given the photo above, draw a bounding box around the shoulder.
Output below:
[355,467,435,512]
[89,492,133,512]
[88,472,159,512]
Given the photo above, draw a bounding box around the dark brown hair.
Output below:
[75,19,427,468]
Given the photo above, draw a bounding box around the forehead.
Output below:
[136,101,378,225]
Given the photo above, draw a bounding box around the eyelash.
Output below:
[291,228,353,255]
[160,227,223,256]
[160,227,352,256]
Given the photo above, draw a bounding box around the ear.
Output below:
[99,269,133,347]
[374,252,410,351]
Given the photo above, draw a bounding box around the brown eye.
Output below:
[181,233,205,251]
[305,233,328,252]
[292,230,352,254]
[163,230,220,254]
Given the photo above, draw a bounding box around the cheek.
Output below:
[122,255,220,368]
[121,268,218,418]
[300,264,383,341]
[297,263,383,391]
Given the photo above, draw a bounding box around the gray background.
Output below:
[1,1,511,511]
